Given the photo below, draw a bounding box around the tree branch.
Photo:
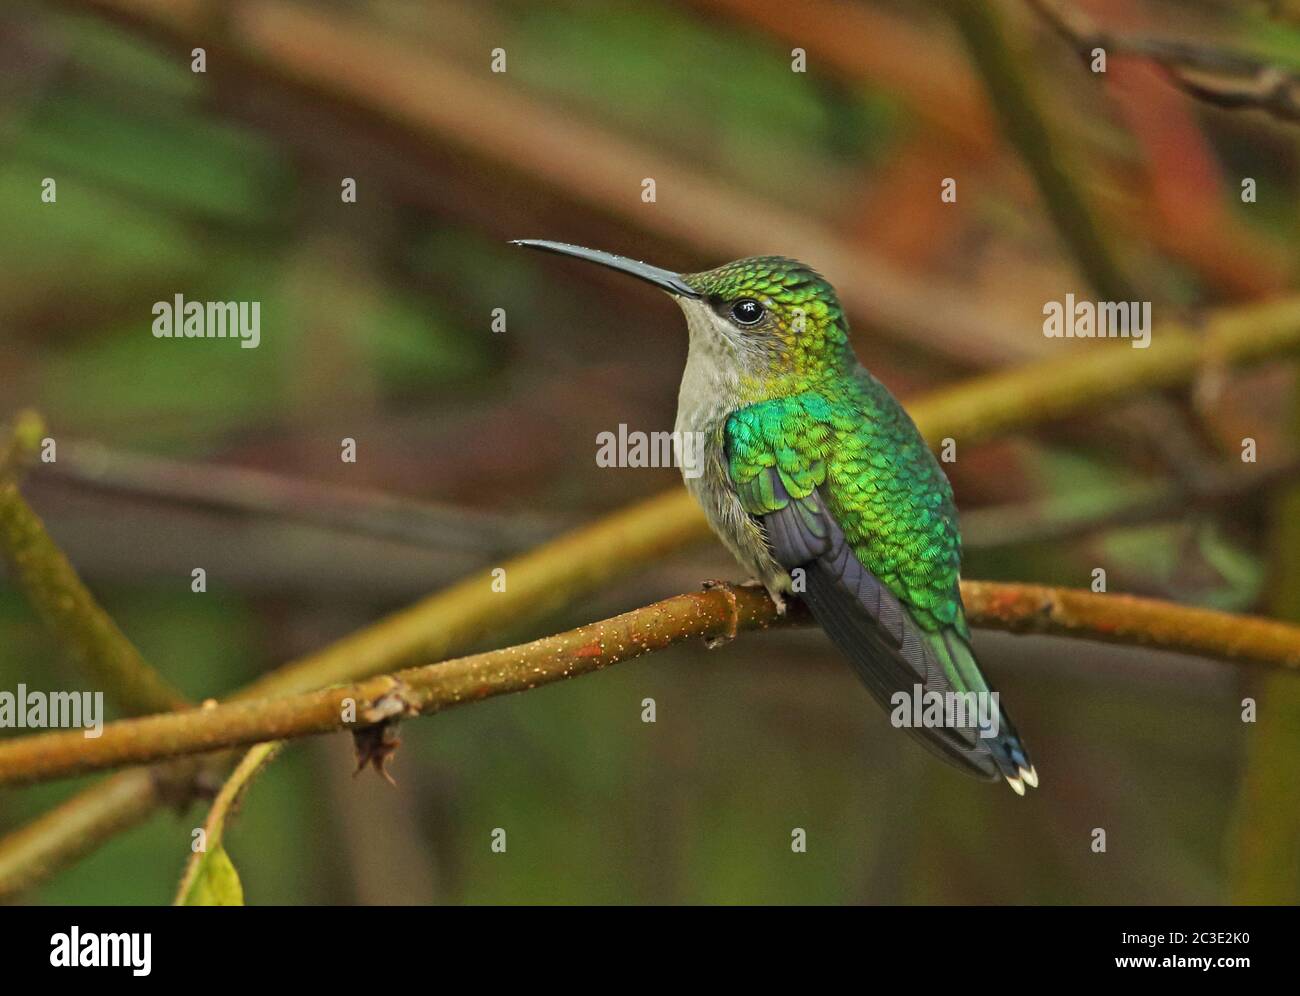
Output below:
[0,487,706,897]
[43,441,554,556]
[961,453,1300,550]
[961,580,1300,667]
[2,580,1298,787]
[0,415,188,717]
[0,411,45,483]
[0,767,166,896]
[913,295,1300,446]
[947,0,1136,302]
[1027,0,1300,123]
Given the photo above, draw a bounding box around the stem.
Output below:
[174,742,280,905]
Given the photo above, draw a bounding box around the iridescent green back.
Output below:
[706,258,965,632]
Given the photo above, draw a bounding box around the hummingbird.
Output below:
[514,240,1037,794]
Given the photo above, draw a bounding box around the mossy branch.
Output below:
[0,414,188,717]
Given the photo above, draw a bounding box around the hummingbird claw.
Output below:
[739,578,787,616]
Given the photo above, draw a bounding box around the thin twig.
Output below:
[962,455,1300,550]
[1027,0,1300,123]
[946,0,1136,302]
[173,742,280,905]
[43,441,556,556]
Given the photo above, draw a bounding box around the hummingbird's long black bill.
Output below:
[511,239,701,298]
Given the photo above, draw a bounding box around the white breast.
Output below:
[672,306,786,591]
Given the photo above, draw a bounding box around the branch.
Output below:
[961,581,1300,666]
[0,410,45,482]
[1027,0,1300,123]
[912,295,1300,446]
[3,580,1298,786]
[962,454,1300,550]
[0,584,796,785]
[0,767,167,896]
[43,441,554,556]
[946,0,1137,302]
[0,415,188,716]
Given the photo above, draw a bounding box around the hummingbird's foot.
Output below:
[700,579,740,648]
[740,577,787,616]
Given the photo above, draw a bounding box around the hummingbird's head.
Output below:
[676,256,852,378]
[511,241,855,389]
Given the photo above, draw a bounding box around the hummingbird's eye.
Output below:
[730,298,765,326]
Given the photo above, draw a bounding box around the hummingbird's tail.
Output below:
[800,560,1038,794]
[924,627,1038,795]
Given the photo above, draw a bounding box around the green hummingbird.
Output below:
[514,240,1037,794]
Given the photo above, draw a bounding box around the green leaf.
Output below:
[180,845,245,906]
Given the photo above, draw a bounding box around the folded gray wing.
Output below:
[757,472,999,779]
